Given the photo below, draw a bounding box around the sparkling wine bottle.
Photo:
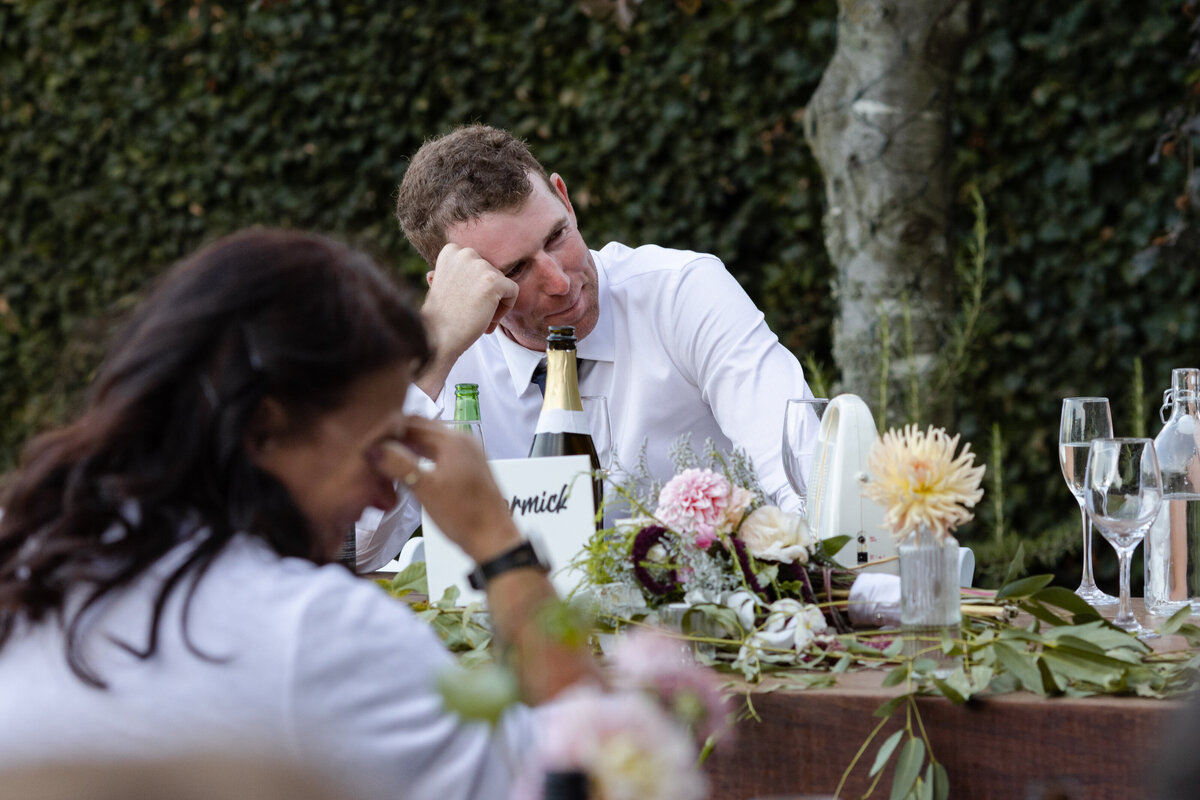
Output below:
[1145,368,1200,615]
[529,325,602,514]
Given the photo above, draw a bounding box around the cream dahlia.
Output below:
[861,424,985,542]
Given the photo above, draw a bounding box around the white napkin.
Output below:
[847,573,902,628]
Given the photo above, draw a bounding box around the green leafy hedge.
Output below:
[0,0,837,459]
[952,0,1195,583]
[1,0,1193,586]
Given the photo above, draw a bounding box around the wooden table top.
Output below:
[704,598,1193,800]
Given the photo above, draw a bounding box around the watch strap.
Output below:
[467,540,547,590]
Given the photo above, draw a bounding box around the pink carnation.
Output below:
[656,468,732,548]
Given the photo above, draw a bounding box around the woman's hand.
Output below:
[368,415,521,564]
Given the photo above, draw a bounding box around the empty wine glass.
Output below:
[581,395,613,473]
[443,418,486,455]
[1084,438,1164,638]
[782,397,829,514]
[1059,398,1118,606]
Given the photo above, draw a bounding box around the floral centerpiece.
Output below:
[577,439,858,679]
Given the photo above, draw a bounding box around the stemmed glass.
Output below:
[1059,398,1118,606]
[581,395,613,474]
[444,419,486,455]
[782,397,829,515]
[1084,438,1164,637]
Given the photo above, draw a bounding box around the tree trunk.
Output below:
[804,0,974,428]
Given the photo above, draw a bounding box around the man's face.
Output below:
[444,173,599,351]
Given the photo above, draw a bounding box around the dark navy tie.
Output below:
[531,358,549,396]
[532,357,593,396]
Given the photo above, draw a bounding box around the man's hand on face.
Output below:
[422,242,519,361]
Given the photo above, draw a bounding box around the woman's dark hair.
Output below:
[0,229,430,687]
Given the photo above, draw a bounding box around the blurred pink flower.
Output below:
[656,468,732,547]
[520,686,707,800]
[610,630,731,742]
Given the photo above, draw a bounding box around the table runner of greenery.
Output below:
[380,554,1200,800]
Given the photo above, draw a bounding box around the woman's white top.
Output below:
[0,534,532,800]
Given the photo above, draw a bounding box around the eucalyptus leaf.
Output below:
[841,638,892,656]
[1043,621,1148,654]
[1157,604,1193,635]
[932,676,966,705]
[882,664,910,687]
[870,729,904,777]
[1000,542,1027,589]
[874,694,908,719]
[997,627,1044,645]
[931,761,950,800]
[1044,633,1107,656]
[435,585,462,610]
[890,738,926,800]
[386,561,428,597]
[1037,657,1063,694]
[1031,586,1101,620]
[988,672,1021,694]
[993,641,1044,694]
[912,658,939,676]
[1040,647,1126,690]
[777,673,839,691]
[1174,623,1200,648]
[1017,599,1069,628]
[995,573,1054,601]
[940,664,991,701]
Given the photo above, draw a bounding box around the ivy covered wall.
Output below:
[1,0,1193,583]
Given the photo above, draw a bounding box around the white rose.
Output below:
[736,506,814,564]
[722,589,759,631]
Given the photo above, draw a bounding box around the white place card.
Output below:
[422,454,596,605]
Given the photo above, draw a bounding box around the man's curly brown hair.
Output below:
[395,125,553,266]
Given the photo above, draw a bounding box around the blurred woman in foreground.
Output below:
[0,230,594,799]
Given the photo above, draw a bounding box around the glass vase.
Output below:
[898,525,961,677]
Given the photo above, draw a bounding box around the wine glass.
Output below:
[782,397,829,513]
[1084,438,1163,637]
[1059,398,1118,606]
[580,395,613,473]
[443,418,486,456]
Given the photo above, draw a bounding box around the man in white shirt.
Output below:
[358,124,818,571]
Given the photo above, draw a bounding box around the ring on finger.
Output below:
[403,456,436,487]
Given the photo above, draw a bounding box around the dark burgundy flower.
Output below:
[630,525,679,596]
[729,536,766,596]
